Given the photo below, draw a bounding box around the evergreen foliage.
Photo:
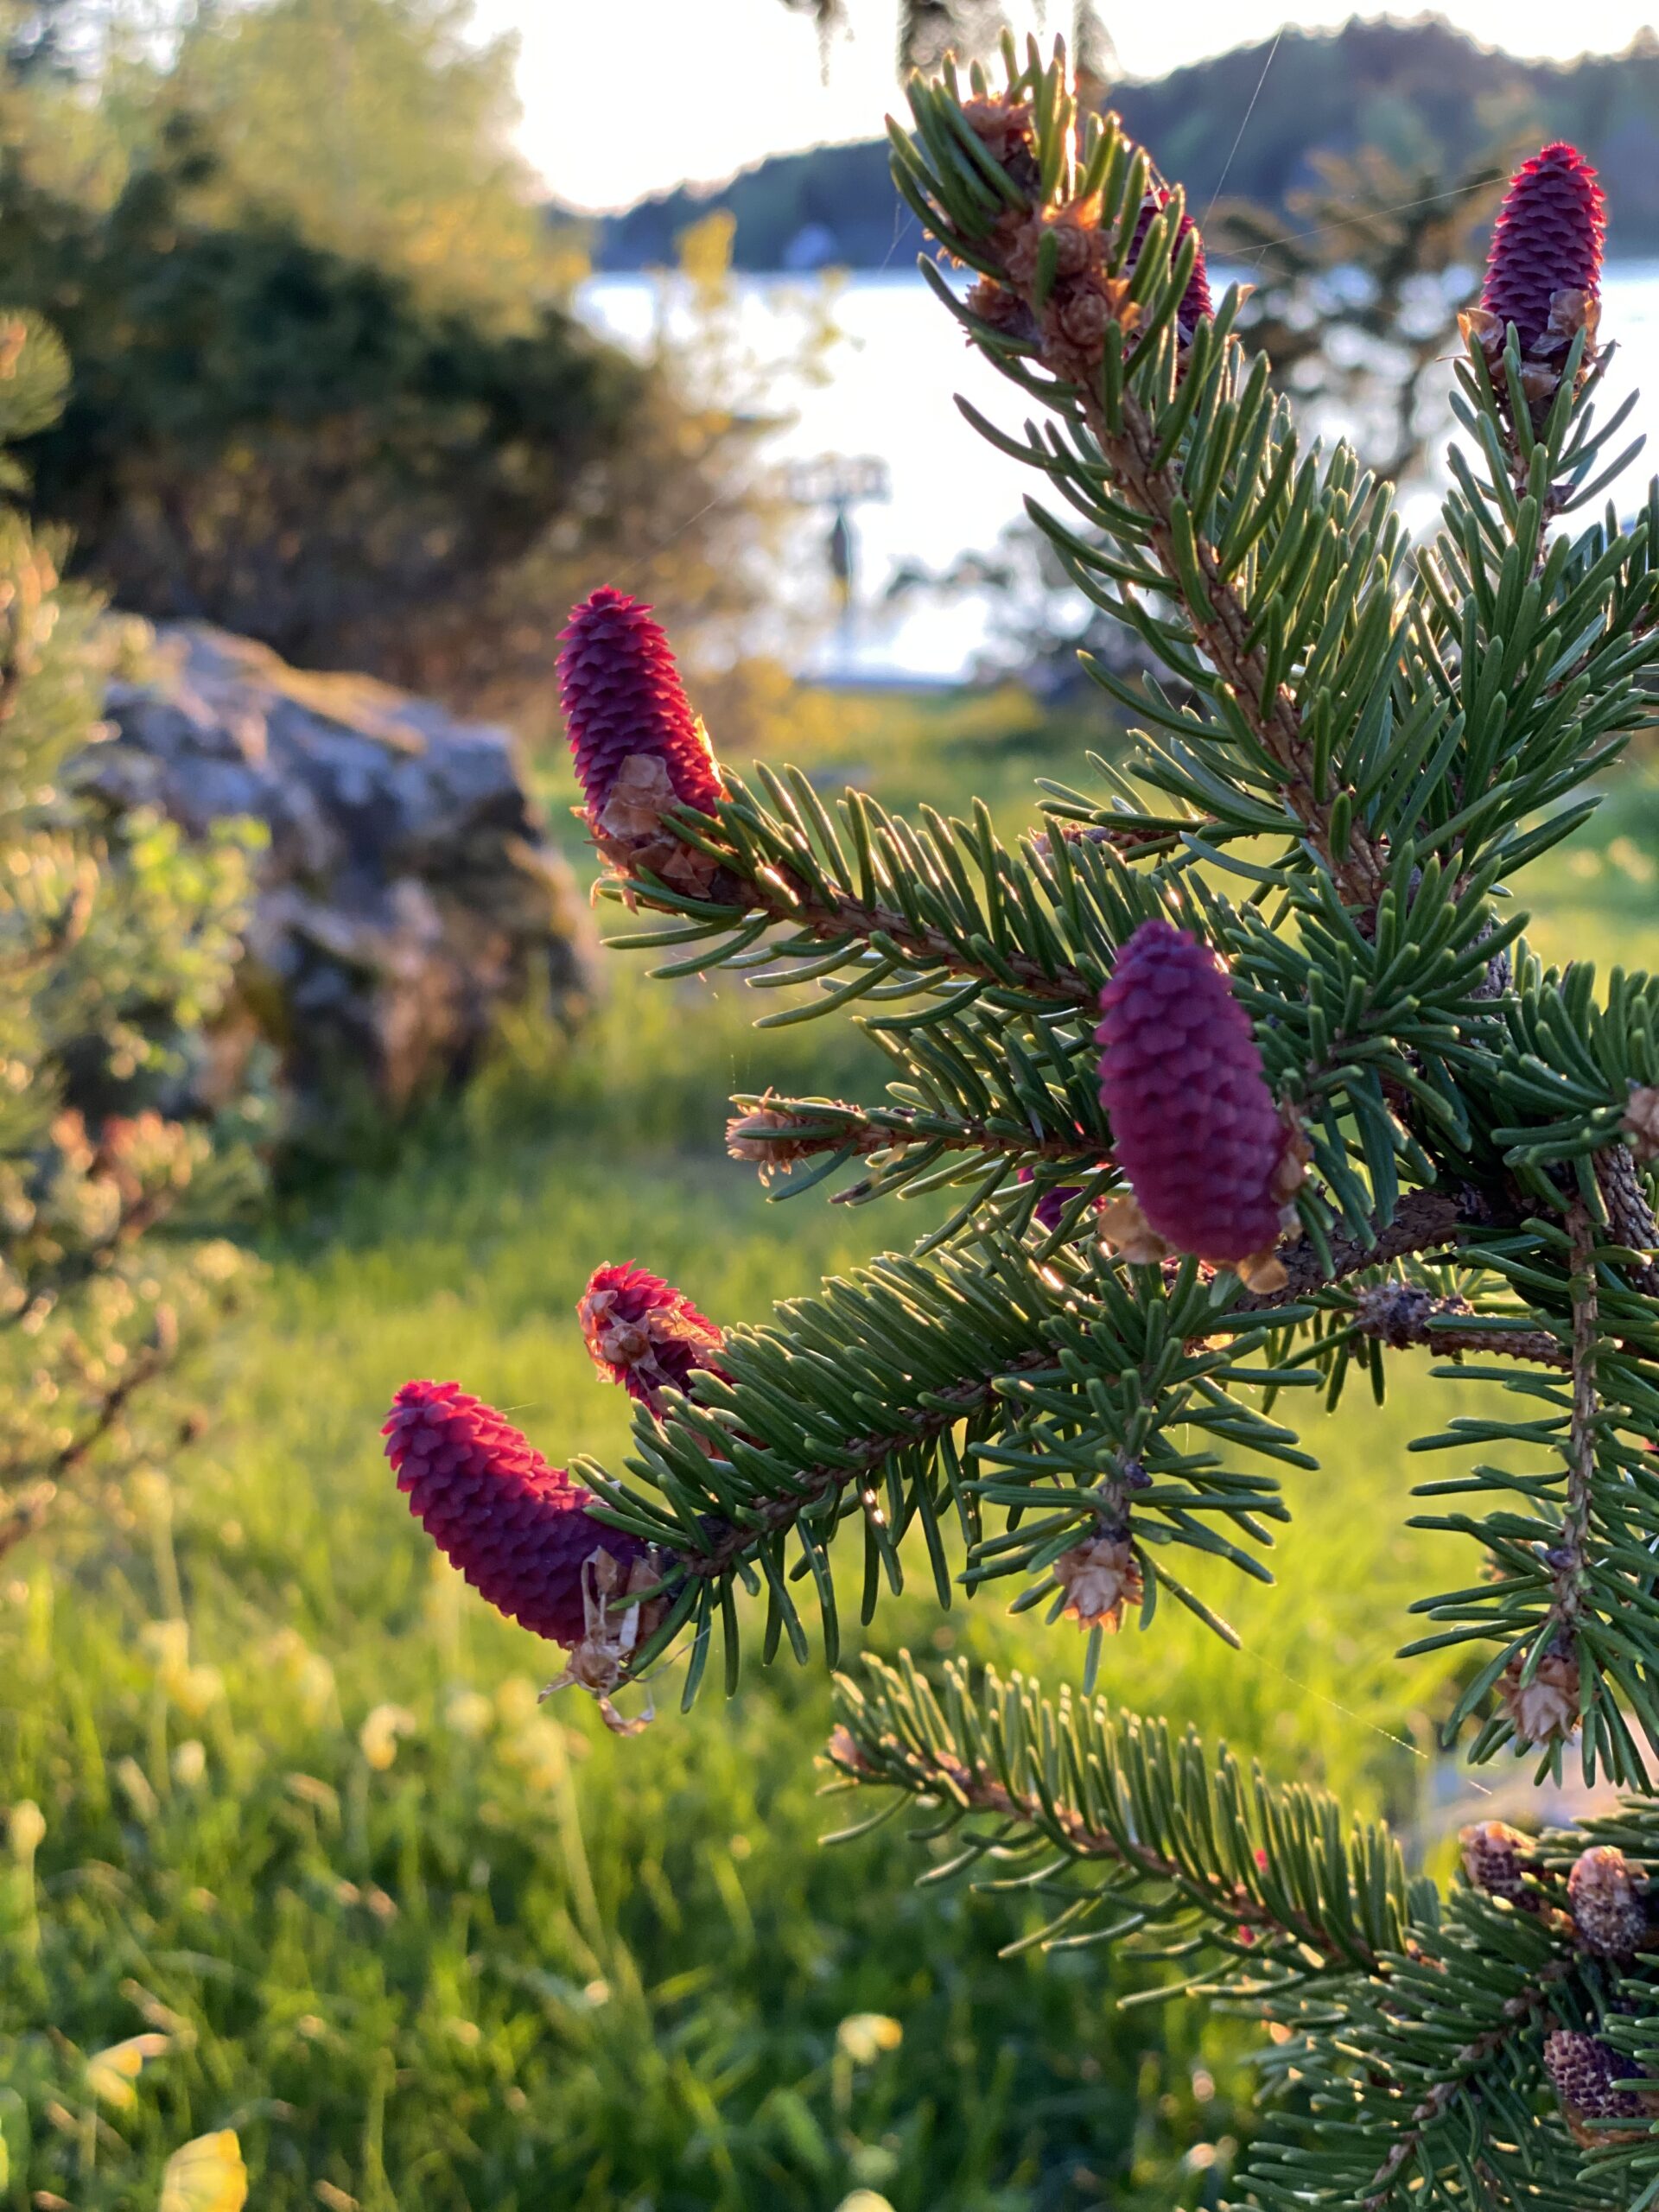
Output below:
[0,306,259,1554]
[401,37,1659,2205]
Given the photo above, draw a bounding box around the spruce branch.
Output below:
[1351,1954,1578,2212]
[1550,1203,1602,1658]
[392,59,1659,2205]
[826,1654,1426,1980]
[898,70,1398,907]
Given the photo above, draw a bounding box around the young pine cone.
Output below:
[1017,1165,1086,1233]
[557,588,725,883]
[1568,1845,1649,1958]
[1481,143,1604,354]
[577,1262,726,1416]
[384,1380,650,1649]
[1096,919,1296,1275]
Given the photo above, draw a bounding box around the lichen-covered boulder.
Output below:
[91,622,593,1112]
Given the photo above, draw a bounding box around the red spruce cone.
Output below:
[578,1262,725,1414]
[384,1379,647,1649]
[1568,1845,1649,1958]
[557,586,723,848]
[1481,143,1605,354]
[1128,188,1213,336]
[1096,919,1291,1272]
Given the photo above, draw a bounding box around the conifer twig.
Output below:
[1545,1204,1600,1656]
[825,1718,1387,1968]
[1358,1962,1574,2211]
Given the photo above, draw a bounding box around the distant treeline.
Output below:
[568,14,1659,270]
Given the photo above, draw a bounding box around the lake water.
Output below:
[578,266,1659,683]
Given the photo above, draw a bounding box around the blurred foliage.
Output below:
[615,16,1659,269]
[1212,142,1514,483]
[0,113,646,690]
[0,307,264,1557]
[148,0,587,317]
[0,0,830,750]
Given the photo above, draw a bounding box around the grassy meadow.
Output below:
[4,691,1659,2212]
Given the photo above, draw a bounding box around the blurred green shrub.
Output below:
[0,305,263,1555]
[0,0,820,746]
[0,113,642,693]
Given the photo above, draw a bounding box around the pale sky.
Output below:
[474,0,1659,212]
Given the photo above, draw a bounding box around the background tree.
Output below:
[1213,141,1515,483]
[0,114,645,688]
[0,0,823,744]
[779,0,1109,79]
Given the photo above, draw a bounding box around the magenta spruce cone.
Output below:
[1128,188,1213,336]
[384,1379,648,1649]
[1481,142,1605,354]
[557,586,723,837]
[578,1262,725,1415]
[1096,919,1290,1270]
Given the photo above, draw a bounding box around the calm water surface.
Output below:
[579,267,1659,680]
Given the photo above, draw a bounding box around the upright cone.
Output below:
[1127,188,1213,337]
[1465,143,1604,429]
[557,588,724,873]
[578,1262,726,1415]
[1096,919,1294,1276]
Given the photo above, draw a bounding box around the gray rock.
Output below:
[92,621,593,1114]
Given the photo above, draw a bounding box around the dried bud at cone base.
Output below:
[578,1263,725,1415]
[1459,1821,1533,1903]
[1054,1533,1142,1632]
[1568,1845,1649,1957]
[557,588,725,893]
[1544,2031,1644,2129]
[1096,919,1298,1277]
[961,96,1036,182]
[384,1380,651,1650]
[1498,1645,1580,1746]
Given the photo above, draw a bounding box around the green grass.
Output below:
[6,694,1659,2211]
